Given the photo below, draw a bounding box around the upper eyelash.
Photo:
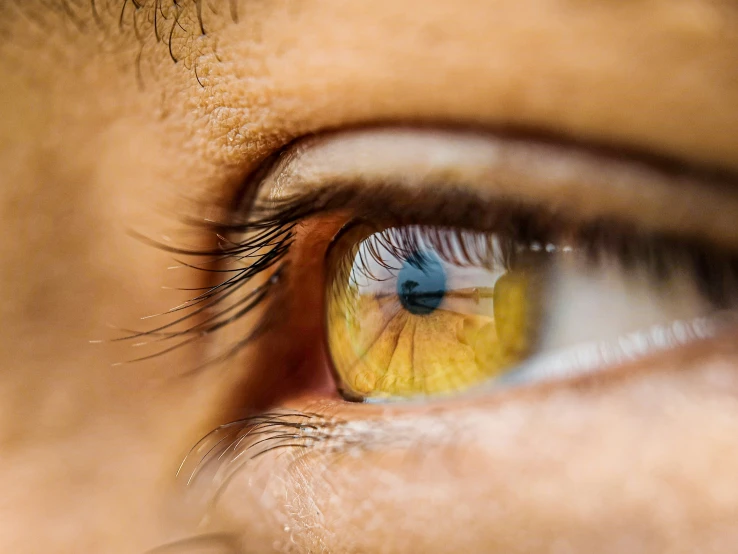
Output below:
[301,185,738,304]
[338,223,738,309]
[109,211,298,373]
[105,188,333,371]
[111,161,738,373]
[120,188,738,370]
[362,226,512,269]
[106,188,344,369]
[330,224,513,290]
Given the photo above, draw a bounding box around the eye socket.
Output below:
[325,220,736,403]
[122,128,738,401]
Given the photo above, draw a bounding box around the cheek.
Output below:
[199,337,738,554]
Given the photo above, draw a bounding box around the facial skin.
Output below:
[1,1,738,553]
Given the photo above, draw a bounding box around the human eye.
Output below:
[7,0,738,551]
[215,128,737,406]
[155,128,738,552]
[325,220,722,402]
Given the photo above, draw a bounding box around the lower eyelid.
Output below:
[183,333,738,550]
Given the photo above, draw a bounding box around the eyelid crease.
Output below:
[255,128,738,249]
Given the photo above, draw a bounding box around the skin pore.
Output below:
[1,1,738,553]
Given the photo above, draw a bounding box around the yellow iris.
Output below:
[326,225,541,401]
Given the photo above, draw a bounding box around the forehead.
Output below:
[4,0,738,176]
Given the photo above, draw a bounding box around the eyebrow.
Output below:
[12,1,237,65]
[110,0,240,52]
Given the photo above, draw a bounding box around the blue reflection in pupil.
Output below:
[397,250,446,315]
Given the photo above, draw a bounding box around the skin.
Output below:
[1,1,738,552]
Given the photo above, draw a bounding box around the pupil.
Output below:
[397,250,446,315]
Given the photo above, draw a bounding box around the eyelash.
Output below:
[114,182,738,375]
[112,214,295,371]
[124,163,738,511]
[178,410,341,490]
[110,188,348,369]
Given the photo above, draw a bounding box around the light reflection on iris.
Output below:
[397,250,447,315]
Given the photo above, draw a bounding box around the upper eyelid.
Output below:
[250,127,738,248]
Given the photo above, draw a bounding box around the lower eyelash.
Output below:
[179,411,342,501]
[179,406,466,511]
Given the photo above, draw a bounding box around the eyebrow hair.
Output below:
[15,1,237,33]
[6,1,237,72]
[97,0,239,47]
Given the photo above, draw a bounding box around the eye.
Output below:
[326,224,541,401]
[126,128,738,410]
[243,128,738,406]
[325,212,734,402]
[160,127,738,527]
